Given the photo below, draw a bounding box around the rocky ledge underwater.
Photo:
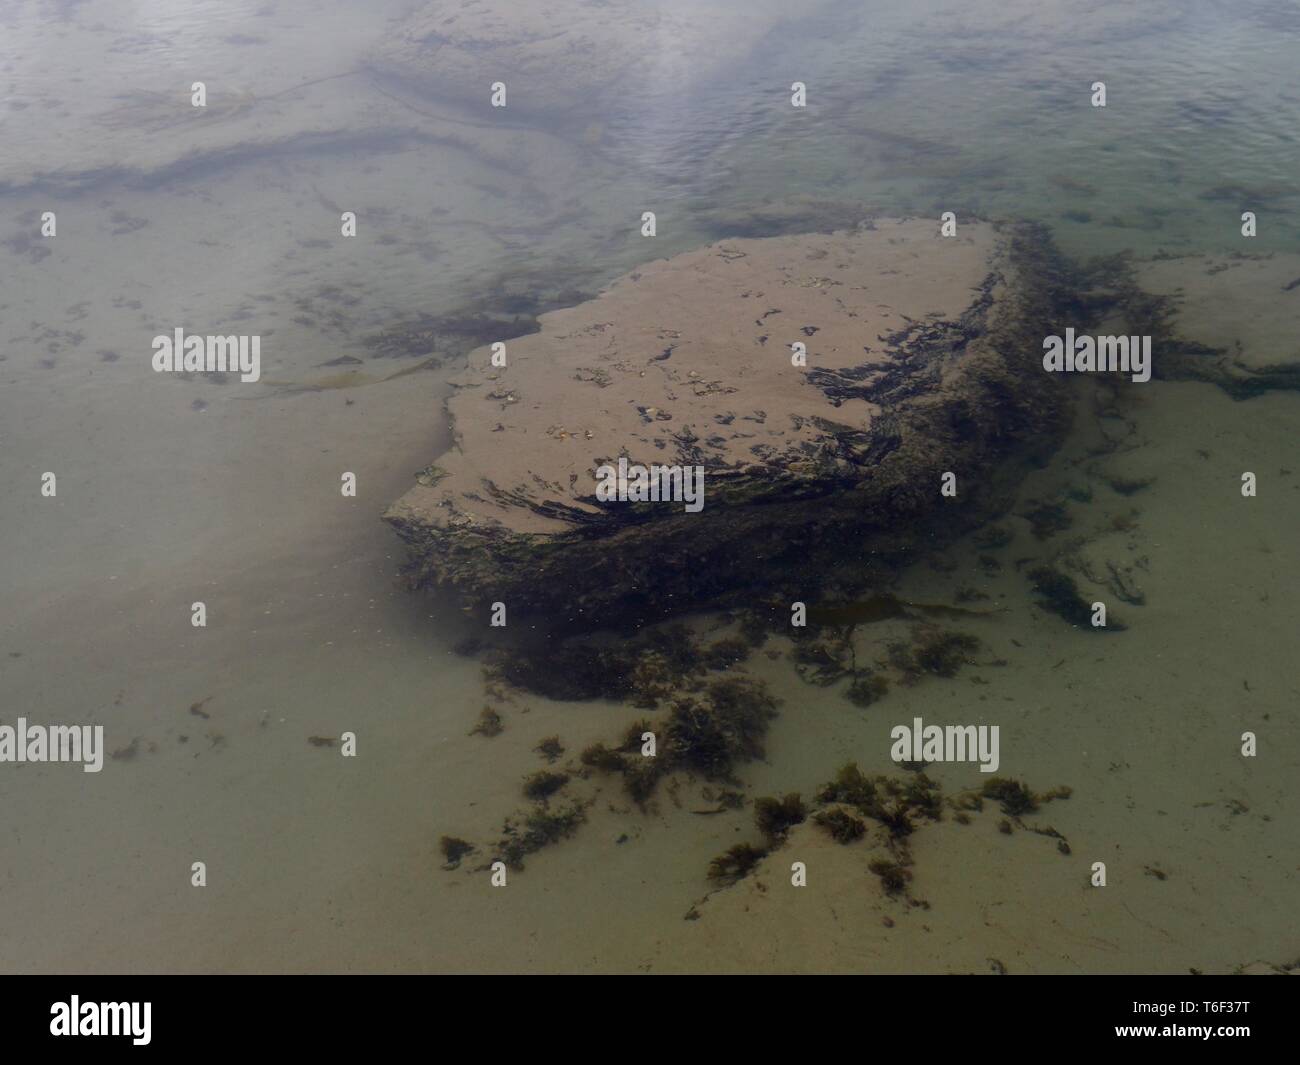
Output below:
[382,214,1299,917]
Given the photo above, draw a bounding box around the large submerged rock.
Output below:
[1133,252,1300,397]
[386,219,1081,624]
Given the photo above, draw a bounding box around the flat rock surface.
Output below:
[397,220,998,534]
[387,219,1072,619]
[1136,252,1300,386]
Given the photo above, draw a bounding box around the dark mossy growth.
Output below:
[912,630,981,678]
[1028,566,1125,631]
[522,770,570,801]
[805,595,911,627]
[1023,501,1072,540]
[509,658,779,808]
[738,610,772,648]
[662,698,734,778]
[868,858,912,896]
[816,762,877,811]
[494,629,704,702]
[715,789,746,810]
[972,525,1013,550]
[641,623,702,676]
[814,767,944,838]
[618,719,654,753]
[902,774,944,822]
[791,630,852,686]
[579,742,626,772]
[663,677,778,779]
[497,803,586,869]
[708,675,780,739]
[1107,476,1151,496]
[886,639,916,674]
[469,706,503,737]
[814,807,866,843]
[754,793,807,841]
[702,636,751,671]
[535,736,565,763]
[1066,483,1094,504]
[494,642,631,700]
[439,835,474,869]
[707,842,768,884]
[846,671,889,707]
[875,801,914,839]
[1027,566,1091,626]
[982,777,1039,816]
[621,756,663,805]
[626,653,683,708]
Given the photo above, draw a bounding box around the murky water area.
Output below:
[1,0,1296,972]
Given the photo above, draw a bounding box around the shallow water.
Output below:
[1,0,1297,973]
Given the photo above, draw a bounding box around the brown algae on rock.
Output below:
[386,220,1087,627]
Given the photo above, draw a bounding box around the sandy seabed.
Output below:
[0,0,1296,974]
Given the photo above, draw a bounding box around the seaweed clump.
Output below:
[972,525,1013,550]
[702,637,752,670]
[885,627,982,683]
[439,836,475,869]
[807,766,947,898]
[522,770,569,801]
[1028,566,1125,631]
[816,763,878,810]
[814,807,866,843]
[737,610,772,648]
[469,706,503,737]
[982,778,1072,818]
[620,757,662,805]
[704,760,1078,900]
[496,643,637,701]
[1022,501,1072,540]
[982,777,1038,816]
[663,677,778,779]
[617,719,654,753]
[707,842,769,884]
[490,622,750,706]
[813,764,943,830]
[496,804,586,870]
[577,677,779,806]
[579,742,626,772]
[868,858,912,896]
[846,671,889,707]
[915,631,980,677]
[790,627,853,686]
[470,627,782,871]
[753,793,807,842]
[535,736,565,763]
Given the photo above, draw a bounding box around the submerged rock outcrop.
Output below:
[385,219,1087,625]
[1132,251,1300,397]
